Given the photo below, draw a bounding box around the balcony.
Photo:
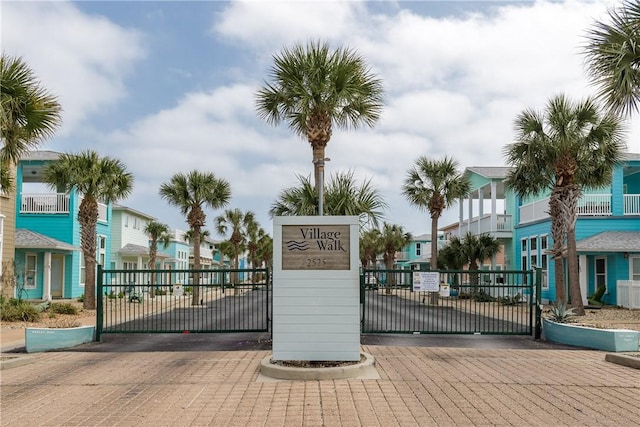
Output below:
[21,193,108,222]
[458,214,512,237]
[21,193,69,214]
[519,193,640,224]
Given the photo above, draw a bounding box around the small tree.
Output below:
[379,223,412,294]
[144,220,171,298]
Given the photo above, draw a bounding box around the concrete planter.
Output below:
[25,326,95,353]
[542,318,640,352]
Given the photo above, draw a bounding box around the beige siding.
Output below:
[1,167,17,297]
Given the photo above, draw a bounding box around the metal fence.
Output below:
[96,266,270,340]
[361,268,541,336]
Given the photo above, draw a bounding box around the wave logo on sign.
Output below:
[285,240,310,251]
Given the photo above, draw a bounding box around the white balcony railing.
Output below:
[21,193,108,222]
[520,193,640,224]
[576,194,611,216]
[624,194,640,215]
[458,214,512,236]
[21,193,70,214]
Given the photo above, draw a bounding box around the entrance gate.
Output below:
[361,268,541,336]
[96,266,270,340]
[96,266,541,340]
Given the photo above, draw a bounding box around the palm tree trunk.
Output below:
[79,197,98,310]
[429,216,439,304]
[549,189,566,304]
[566,184,584,315]
[191,226,201,306]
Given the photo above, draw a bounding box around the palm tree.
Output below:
[256,40,384,193]
[583,0,640,117]
[379,222,412,294]
[359,228,382,269]
[438,236,467,289]
[43,150,133,310]
[269,171,387,228]
[459,233,501,290]
[504,94,625,314]
[257,234,273,273]
[215,208,255,289]
[403,156,470,270]
[246,218,268,283]
[143,220,171,298]
[1,53,62,191]
[160,170,231,305]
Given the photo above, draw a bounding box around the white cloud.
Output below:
[5,0,638,236]
[1,1,145,136]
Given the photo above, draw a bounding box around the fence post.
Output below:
[96,264,103,342]
[534,267,542,339]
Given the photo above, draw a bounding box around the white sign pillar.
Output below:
[272,216,360,361]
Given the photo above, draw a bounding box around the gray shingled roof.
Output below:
[576,231,640,252]
[15,229,78,251]
[465,167,511,179]
[20,150,62,161]
[118,243,169,258]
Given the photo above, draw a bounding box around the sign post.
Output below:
[272,216,360,361]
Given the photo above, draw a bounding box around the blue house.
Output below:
[457,154,640,308]
[515,153,640,307]
[14,151,112,300]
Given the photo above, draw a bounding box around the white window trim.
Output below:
[595,256,607,291]
[25,253,37,289]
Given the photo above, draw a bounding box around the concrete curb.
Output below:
[605,353,640,370]
[0,354,35,370]
[260,352,379,380]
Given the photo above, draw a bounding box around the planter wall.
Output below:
[542,318,640,352]
[25,326,95,353]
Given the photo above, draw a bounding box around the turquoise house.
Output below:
[14,151,112,300]
[456,153,640,308]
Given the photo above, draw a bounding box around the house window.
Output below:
[529,237,537,252]
[133,218,139,230]
[631,257,640,281]
[521,239,527,252]
[98,235,107,266]
[416,243,421,257]
[25,253,37,289]
[80,254,86,287]
[595,257,607,291]
[124,215,129,227]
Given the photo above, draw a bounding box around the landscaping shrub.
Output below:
[0,298,41,322]
[50,302,79,315]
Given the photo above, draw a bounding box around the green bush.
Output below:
[50,302,79,315]
[77,294,84,302]
[471,290,496,302]
[0,298,41,322]
[498,294,522,306]
[155,288,167,296]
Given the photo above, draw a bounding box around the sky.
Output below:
[2,0,639,239]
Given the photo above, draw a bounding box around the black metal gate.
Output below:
[96,266,270,340]
[361,268,541,336]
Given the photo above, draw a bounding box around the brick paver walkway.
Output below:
[2,345,639,426]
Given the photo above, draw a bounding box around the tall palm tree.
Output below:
[359,228,382,269]
[504,94,625,314]
[379,222,412,294]
[160,170,231,305]
[43,150,133,310]
[1,53,62,191]
[256,40,384,193]
[143,220,171,298]
[215,208,255,288]
[402,156,471,270]
[583,0,640,117]
[269,171,387,228]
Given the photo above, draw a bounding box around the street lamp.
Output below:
[313,157,330,216]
